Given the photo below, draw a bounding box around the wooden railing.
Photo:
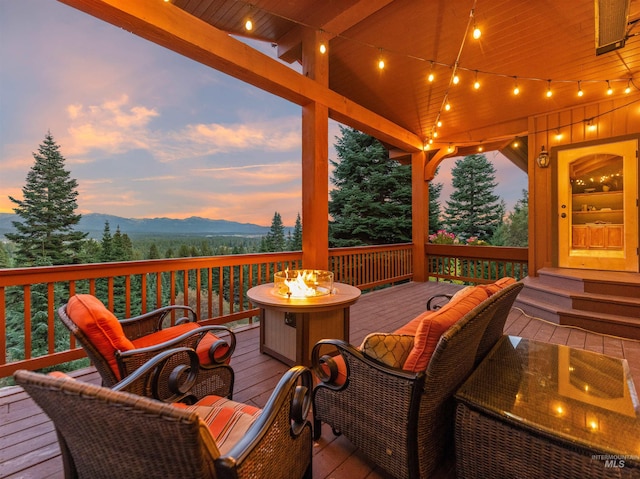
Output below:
[425,244,529,284]
[0,242,526,378]
[0,244,413,378]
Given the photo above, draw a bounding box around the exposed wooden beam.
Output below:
[277,0,394,64]
[57,0,422,152]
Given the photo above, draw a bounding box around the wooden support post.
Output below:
[412,150,427,281]
[301,30,329,269]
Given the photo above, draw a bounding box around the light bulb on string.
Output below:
[444,101,451,111]
[453,74,460,85]
[513,77,520,95]
[606,81,613,95]
[245,18,253,31]
[546,80,553,98]
[471,8,481,39]
[377,49,385,70]
[427,62,435,83]
[625,79,632,94]
[319,42,327,54]
[478,145,483,152]
[473,71,480,90]
[437,120,442,128]
[577,81,584,97]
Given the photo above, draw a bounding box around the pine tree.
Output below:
[428,175,443,234]
[7,132,87,265]
[100,221,113,261]
[329,126,412,246]
[288,213,303,251]
[261,212,286,252]
[148,243,160,259]
[0,243,11,268]
[444,154,502,241]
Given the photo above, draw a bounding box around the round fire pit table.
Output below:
[247,282,361,367]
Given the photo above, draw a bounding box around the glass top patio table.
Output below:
[455,335,640,461]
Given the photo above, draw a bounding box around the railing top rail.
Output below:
[425,244,528,261]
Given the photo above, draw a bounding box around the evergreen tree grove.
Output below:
[7,132,88,265]
[444,154,502,241]
[329,126,412,246]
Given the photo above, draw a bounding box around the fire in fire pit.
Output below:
[273,269,334,298]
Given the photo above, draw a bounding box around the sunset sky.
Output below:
[1,0,527,227]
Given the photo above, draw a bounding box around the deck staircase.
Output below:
[515,267,640,340]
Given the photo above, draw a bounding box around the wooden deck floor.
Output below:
[2,280,640,479]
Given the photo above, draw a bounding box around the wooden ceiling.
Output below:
[171,0,640,149]
[62,0,640,155]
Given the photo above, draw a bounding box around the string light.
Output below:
[234,0,634,112]
[471,8,481,39]
[447,143,454,153]
[478,145,484,152]
[427,62,435,82]
[232,0,639,151]
[555,129,563,141]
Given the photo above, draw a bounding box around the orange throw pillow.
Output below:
[402,286,489,372]
[66,295,135,378]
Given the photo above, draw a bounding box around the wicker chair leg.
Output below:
[313,416,322,441]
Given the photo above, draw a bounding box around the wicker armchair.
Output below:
[58,294,236,401]
[311,282,523,479]
[14,360,313,479]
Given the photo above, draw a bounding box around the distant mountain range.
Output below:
[0,213,274,239]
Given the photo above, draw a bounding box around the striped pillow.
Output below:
[176,395,262,456]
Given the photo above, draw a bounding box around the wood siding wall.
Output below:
[528,93,640,275]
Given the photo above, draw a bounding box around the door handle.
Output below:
[561,213,567,218]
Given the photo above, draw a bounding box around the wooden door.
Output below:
[557,138,638,272]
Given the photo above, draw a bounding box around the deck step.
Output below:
[516,268,640,340]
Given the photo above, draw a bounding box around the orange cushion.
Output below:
[478,277,517,296]
[394,313,429,336]
[175,395,262,456]
[132,322,230,366]
[66,295,135,378]
[318,353,348,386]
[402,286,489,372]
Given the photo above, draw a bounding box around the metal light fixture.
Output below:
[536,146,550,168]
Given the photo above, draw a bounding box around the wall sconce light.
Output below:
[536,146,550,168]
